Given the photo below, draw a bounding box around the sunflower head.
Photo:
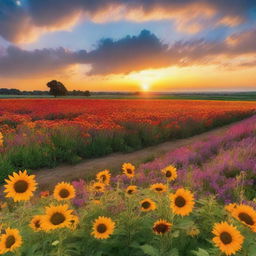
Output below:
[0,201,7,211]
[29,215,43,232]
[122,163,135,178]
[53,182,76,201]
[230,204,256,232]
[161,165,177,181]
[41,204,74,231]
[225,203,237,213]
[91,199,101,205]
[91,182,105,193]
[96,170,111,185]
[91,216,115,239]
[126,185,138,195]
[170,188,194,216]
[0,132,3,147]
[68,215,80,230]
[150,183,167,193]
[4,170,37,202]
[212,222,244,256]
[140,198,157,212]
[0,228,22,253]
[187,227,200,237]
[153,219,172,235]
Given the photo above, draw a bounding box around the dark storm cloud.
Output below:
[0,0,256,43]
[84,30,170,74]
[83,29,256,74]
[1,29,256,77]
[0,46,77,76]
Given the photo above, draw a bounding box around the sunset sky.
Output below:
[0,0,256,92]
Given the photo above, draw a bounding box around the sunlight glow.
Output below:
[141,82,150,91]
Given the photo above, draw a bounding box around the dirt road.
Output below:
[34,118,247,190]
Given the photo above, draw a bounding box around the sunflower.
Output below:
[225,203,237,213]
[187,227,200,237]
[0,132,3,147]
[92,199,101,205]
[140,198,157,212]
[4,170,37,202]
[161,165,177,181]
[170,188,194,216]
[96,170,111,185]
[53,182,76,201]
[126,185,138,195]
[91,216,115,239]
[0,201,7,211]
[29,215,43,232]
[212,222,244,256]
[41,204,73,231]
[122,163,135,178]
[68,215,80,230]
[91,182,105,193]
[150,183,167,193]
[153,219,172,235]
[230,204,256,232]
[0,228,22,253]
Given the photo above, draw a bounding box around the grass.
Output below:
[1,92,256,101]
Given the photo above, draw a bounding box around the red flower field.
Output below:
[0,99,256,131]
[0,99,256,178]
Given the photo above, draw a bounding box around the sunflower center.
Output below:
[220,232,232,245]
[35,220,41,228]
[5,235,15,249]
[97,224,107,233]
[127,189,133,194]
[154,224,169,234]
[50,212,65,225]
[238,212,254,226]
[126,169,132,174]
[101,175,106,182]
[175,196,186,207]
[95,186,102,190]
[14,180,28,193]
[155,187,163,191]
[166,171,172,177]
[59,189,70,198]
[142,201,151,209]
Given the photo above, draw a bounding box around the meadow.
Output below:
[0,100,256,255]
[0,99,256,180]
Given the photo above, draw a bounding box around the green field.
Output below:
[1,92,256,101]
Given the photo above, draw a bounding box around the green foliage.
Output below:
[0,111,254,180]
[1,185,256,256]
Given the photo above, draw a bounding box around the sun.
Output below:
[141,82,150,91]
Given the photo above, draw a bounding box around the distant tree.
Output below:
[83,90,90,96]
[47,80,68,97]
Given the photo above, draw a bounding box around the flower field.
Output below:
[0,163,256,255]
[0,99,256,180]
[0,115,256,255]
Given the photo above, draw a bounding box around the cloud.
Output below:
[0,46,77,77]
[1,29,256,77]
[0,0,255,43]
[84,30,170,74]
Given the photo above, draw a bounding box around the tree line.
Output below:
[0,80,91,97]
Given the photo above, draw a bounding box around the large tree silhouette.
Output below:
[47,80,68,97]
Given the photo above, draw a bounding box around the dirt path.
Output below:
[33,118,250,190]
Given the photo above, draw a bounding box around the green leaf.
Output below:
[248,244,256,255]
[176,219,194,230]
[191,248,210,256]
[172,230,180,238]
[140,244,159,256]
[169,248,179,256]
